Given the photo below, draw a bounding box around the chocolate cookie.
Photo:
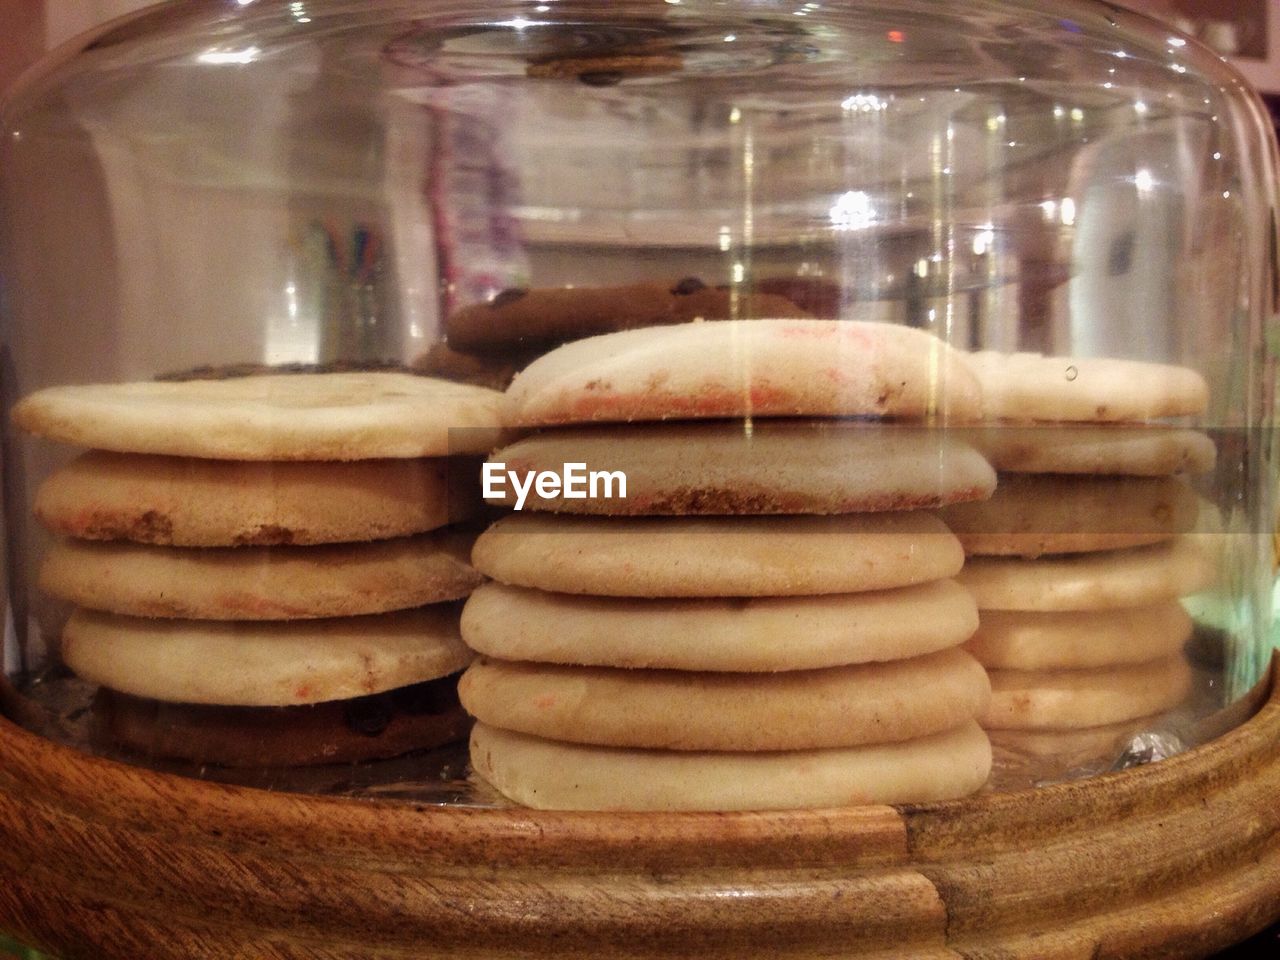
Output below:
[412,341,536,391]
[93,675,470,767]
[444,279,811,353]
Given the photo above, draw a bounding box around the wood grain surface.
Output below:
[0,659,1277,959]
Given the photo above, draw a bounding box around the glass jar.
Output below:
[1,0,1275,810]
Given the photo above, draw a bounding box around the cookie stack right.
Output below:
[459,318,997,811]
[941,353,1215,769]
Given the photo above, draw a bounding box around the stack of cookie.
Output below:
[417,277,811,389]
[940,353,1214,768]
[458,318,997,811]
[12,372,505,767]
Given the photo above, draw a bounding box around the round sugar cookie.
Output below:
[966,352,1209,422]
[12,372,505,459]
[62,606,474,707]
[35,450,475,546]
[964,602,1192,670]
[956,538,1215,611]
[939,474,1199,557]
[980,656,1192,731]
[989,717,1155,763]
[458,648,990,751]
[461,579,978,671]
[472,512,965,597]
[469,721,993,811]
[970,425,1215,476]
[40,530,483,620]
[445,279,811,353]
[93,674,470,768]
[486,422,994,515]
[504,319,983,426]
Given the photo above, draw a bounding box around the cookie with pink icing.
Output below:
[503,319,982,426]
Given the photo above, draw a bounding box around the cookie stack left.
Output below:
[11,372,505,767]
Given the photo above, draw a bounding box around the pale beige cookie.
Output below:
[470,720,993,811]
[472,511,965,597]
[970,425,1215,476]
[40,530,483,620]
[980,656,1192,730]
[62,606,474,707]
[989,718,1153,762]
[12,372,505,459]
[939,474,1199,557]
[505,320,982,426]
[966,352,1208,422]
[956,537,1215,611]
[964,602,1192,670]
[485,422,994,515]
[35,450,474,546]
[461,579,977,671]
[458,648,990,751]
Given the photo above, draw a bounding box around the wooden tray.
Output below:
[1,659,1278,959]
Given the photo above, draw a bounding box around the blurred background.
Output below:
[1117,0,1280,124]
[1,1,153,94]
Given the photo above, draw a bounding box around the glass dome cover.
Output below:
[0,0,1275,810]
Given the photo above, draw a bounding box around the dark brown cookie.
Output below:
[92,675,471,768]
[753,277,842,318]
[527,53,684,83]
[412,341,537,391]
[445,279,812,353]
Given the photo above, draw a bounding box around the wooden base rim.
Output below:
[1,661,1279,959]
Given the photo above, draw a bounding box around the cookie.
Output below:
[35,451,474,546]
[485,422,995,515]
[504,320,983,426]
[444,279,810,353]
[154,360,416,382]
[93,674,470,768]
[964,602,1192,670]
[970,425,1215,476]
[413,342,535,391]
[469,720,992,811]
[457,648,990,751]
[955,538,1215,611]
[980,656,1192,730]
[12,372,505,459]
[753,277,841,318]
[989,718,1154,763]
[472,512,965,597]
[939,474,1199,557]
[526,54,685,84]
[461,579,978,671]
[40,530,483,620]
[62,606,474,706]
[966,352,1209,422]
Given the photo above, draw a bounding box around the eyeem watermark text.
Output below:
[483,462,627,510]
